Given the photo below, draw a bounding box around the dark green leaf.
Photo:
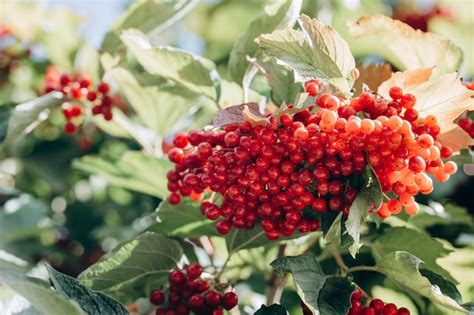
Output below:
[47,266,129,315]
[345,166,382,257]
[420,269,462,304]
[229,0,302,83]
[271,254,353,315]
[0,107,11,143]
[78,232,183,303]
[372,227,455,283]
[254,304,288,315]
[1,271,85,315]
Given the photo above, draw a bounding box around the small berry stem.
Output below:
[346,265,378,273]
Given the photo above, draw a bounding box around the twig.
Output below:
[329,244,348,273]
[346,265,377,273]
[216,254,232,281]
[266,244,287,304]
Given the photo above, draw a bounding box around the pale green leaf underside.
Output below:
[120,29,218,100]
[348,15,463,78]
[74,151,172,199]
[228,0,302,83]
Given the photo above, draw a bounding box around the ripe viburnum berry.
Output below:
[149,264,238,314]
[165,82,458,239]
[43,71,118,134]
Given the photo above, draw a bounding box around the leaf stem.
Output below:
[329,244,348,273]
[346,265,378,273]
[266,244,287,304]
[216,254,232,281]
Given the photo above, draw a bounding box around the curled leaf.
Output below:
[242,105,268,126]
[438,126,474,153]
[212,103,264,127]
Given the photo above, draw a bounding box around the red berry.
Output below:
[305,80,320,96]
[222,292,238,310]
[369,299,385,313]
[400,94,416,109]
[389,86,403,100]
[186,263,203,279]
[168,269,186,285]
[216,220,231,235]
[149,290,165,305]
[188,294,204,311]
[361,307,375,315]
[59,74,72,86]
[64,122,77,135]
[98,82,110,94]
[173,132,189,148]
[78,76,91,88]
[168,148,184,164]
[397,307,410,315]
[204,290,222,306]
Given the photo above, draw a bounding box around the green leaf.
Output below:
[1,92,65,151]
[375,251,469,313]
[0,250,29,273]
[120,29,219,100]
[228,0,302,83]
[271,254,353,315]
[348,15,463,78]
[420,269,463,305]
[78,232,182,303]
[0,107,11,143]
[410,202,473,229]
[102,0,197,52]
[47,266,129,315]
[324,212,343,245]
[372,226,456,283]
[345,166,382,257]
[1,272,85,315]
[106,67,200,135]
[74,151,172,199]
[152,199,217,238]
[256,15,355,95]
[74,44,100,83]
[0,195,51,245]
[255,304,288,315]
[260,58,304,106]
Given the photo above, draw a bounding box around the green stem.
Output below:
[329,244,348,274]
[346,265,378,273]
[266,244,287,304]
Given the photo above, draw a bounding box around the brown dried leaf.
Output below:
[378,68,474,151]
[242,105,268,126]
[212,103,264,127]
[354,63,392,96]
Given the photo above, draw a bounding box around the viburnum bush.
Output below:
[1,2,473,315]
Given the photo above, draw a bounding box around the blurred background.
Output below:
[0,0,473,313]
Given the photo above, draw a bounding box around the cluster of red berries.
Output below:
[348,290,410,315]
[149,264,238,315]
[166,103,367,239]
[166,79,458,237]
[44,69,114,134]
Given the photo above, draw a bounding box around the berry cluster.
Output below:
[167,104,369,239]
[44,69,114,134]
[149,264,238,315]
[166,80,458,237]
[348,290,410,315]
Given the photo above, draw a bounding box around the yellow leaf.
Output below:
[378,68,474,152]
